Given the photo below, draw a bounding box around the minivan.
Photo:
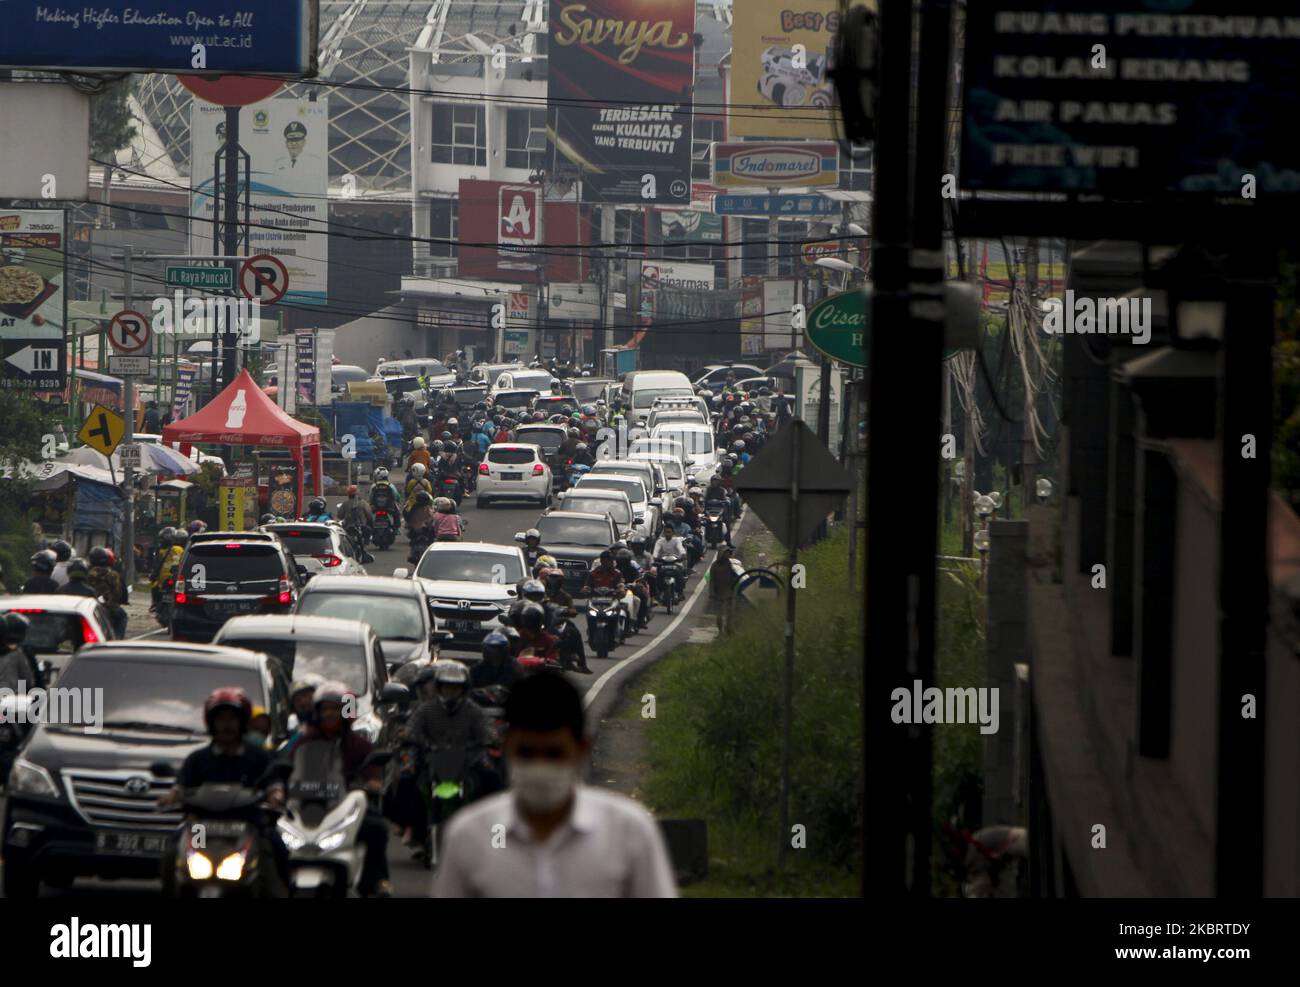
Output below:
[621,370,695,425]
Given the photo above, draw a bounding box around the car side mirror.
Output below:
[514,532,526,543]
[295,564,309,579]
[393,566,410,578]
[380,682,411,705]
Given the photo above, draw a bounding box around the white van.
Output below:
[622,370,694,425]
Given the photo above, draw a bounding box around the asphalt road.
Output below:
[1,473,727,898]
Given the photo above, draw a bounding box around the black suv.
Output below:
[1,641,291,897]
[170,537,306,642]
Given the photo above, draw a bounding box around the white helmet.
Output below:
[412,436,426,449]
[373,467,389,482]
[410,462,427,478]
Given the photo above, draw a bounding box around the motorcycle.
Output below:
[586,588,623,660]
[371,509,397,550]
[423,744,476,869]
[470,684,509,770]
[153,762,287,899]
[656,556,686,613]
[275,739,391,898]
[566,462,592,489]
[407,526,433,566]
[434,469,464,506]
[703,500,729,548]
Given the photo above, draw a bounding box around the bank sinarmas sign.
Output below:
[960,3,1300,196]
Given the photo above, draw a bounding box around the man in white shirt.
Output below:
[652,524,686,561]
[433,671,677,898]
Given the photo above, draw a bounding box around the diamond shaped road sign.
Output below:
[734,420,853,549]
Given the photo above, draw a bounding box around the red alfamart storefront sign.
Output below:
[456,179,589,283]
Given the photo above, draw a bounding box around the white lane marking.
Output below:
[582,561,711,710]
[130,628,167,640]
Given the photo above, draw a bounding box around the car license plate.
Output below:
[501,472,522,481]
[447,619,478,632]
[214,600,257,614]
[95,831,170,856]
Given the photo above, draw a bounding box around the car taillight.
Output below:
[174,577,187,604]
[565,458,573,465]
[479,463,489,474]
[277,576,291,604]
[10,608,44,614]
[80,617,99,644]
[316,555,343,568]
[532,463,545,475]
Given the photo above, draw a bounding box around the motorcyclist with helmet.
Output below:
[510,601,560,664]
[339,484,374,544]
[407,435,432,473]
[405,490,437,563]
[159,687,290,896]
[583,550,625,598]
[369,467,403,521]
[287,681,392,897]
[539,567,592,674]
[613,547,651,630]
[430,496,463,542]
[302,497,332,523]
[470,631,523,690]
[150,528,183,614]
[86,546,128,637]
[520,528,547,571]
[60,558,101,598]
[22,550,59,594]
[404,462,434,512]
[0,612,43,696]
[49,540,75,588]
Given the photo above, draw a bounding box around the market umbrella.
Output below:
[63,443,201,476]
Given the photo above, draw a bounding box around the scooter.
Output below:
[703,500,729,548]
[371,509,397,550]
[434,470,464,506]
[656,556,686,613]
[424,744,475,869]
[275,740,391,898]
[153,762,287,899]
[470,684,509,770]
[586,588,623,660]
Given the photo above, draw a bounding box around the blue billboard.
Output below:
[0,2,318,76]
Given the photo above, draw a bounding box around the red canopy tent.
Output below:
[162,368,322,508]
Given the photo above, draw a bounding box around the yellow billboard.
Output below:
[730,1,842,140]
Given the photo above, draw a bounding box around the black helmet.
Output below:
[481,631,511,661]
[67,558,90,579]
[30,549,56,574]
[309,497,326,514]
[598,550,614,563]
[414,664,440,689]
[415,490,433,506]
[440,431,453,442]
[173,530,190,547]
[1,611,30,649]
[260,513,277,525]
[674,496,692,510]
[87,546,111,568]
[615,548,633,562]
[518,602,545,633]
[628,535,646,549]
[52,540,72,562]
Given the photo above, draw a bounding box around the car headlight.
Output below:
[8,758,59,798]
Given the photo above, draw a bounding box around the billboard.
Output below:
[961,2,1300,196]
[730,0,841,140]
[661,209,723,243]
[0,1,317,76]
[548,0,696,204]
[191,97,329,305]
[457,180,586,283]
[0,209,67,391]
[763,278,797,350]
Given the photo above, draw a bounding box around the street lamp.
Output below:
[973,493,995,521]
[814,257,864,275]
[1035,477,1054,504]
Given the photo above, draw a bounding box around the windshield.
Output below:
[634,457,683,480]
[264,528,334,557]
[634,386,693,409]
[629,438,683,461]
[516,428,565,452]
[416,550,524,584]
[510,372,553,391]
[57,658,263,734]
[655,429,715,455]
[493,391,536,409]
[298,592,424,641]
[570,380,609,403]
[184,545,285,585]
[559,496,632,524]
[537,516,613,545]
[332,367,369,383]
[576,476,646,504]
[488,447,539,465]
[2,609,93,653]
[220,637,368,693]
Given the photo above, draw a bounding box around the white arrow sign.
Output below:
[5,345,59,375]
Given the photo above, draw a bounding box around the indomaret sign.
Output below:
[961,4,1300,197]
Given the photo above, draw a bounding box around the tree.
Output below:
[89,75,137,161]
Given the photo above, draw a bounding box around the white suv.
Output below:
[477,443,553,508]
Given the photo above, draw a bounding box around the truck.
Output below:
[600,347,639,379]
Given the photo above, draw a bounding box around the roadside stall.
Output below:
[2,460,126,555]
[163,368,322,522]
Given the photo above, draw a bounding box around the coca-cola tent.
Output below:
[162,368,322,508]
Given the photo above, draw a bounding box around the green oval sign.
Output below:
[805,288,961,367]
[806,290,868,368]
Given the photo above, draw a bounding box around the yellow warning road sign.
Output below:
[77,404,126,458]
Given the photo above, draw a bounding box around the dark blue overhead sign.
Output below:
[960,2,1300,196]
[713,194,839,217]
[0,1,318,76]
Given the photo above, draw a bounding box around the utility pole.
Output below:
[1022,238,1039,512]
[221,105,240,391]
[121,244,136,587]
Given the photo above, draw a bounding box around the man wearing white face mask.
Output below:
[433,671,677,898]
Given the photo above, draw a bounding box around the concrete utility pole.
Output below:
[122,244,136,587]
[1022,238,1039,512]
[222,106,240,391]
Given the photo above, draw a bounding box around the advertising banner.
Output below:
[314,329,335,407]
[714,142,839,189]
[191,97,328,304]
[660,209,723,243]
[961,2,1300,196]
[548,0,696,204]
[0,1,318,76]
[0,209,67,391]
[730,0,841,140]
[172,363,199,419]
[295,330,316,406]
[763,278,797,350]
[457,180,586,282]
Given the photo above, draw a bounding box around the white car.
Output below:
[493,369,558,394]
[553,487,638,540]
[647,407,709,432]
[399,542,528,653]
[652,423,720,484]
[629,450,687,499]
[477,443,553,508]
[573,473,660,541]
[259,522,369,580]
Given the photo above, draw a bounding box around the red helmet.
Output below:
[203,687,252,730]
[104,548,117,567]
